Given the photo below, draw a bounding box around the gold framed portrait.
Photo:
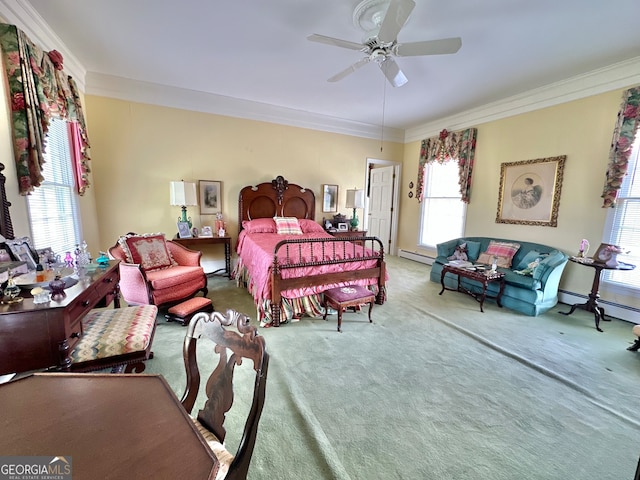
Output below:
[496,155,566,227]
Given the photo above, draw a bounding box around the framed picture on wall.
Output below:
[322,184,338,213]
[495,155,566,227]
[199,180,222,215]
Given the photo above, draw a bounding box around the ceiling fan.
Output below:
[308,0,461,87]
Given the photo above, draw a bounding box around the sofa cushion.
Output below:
[464,240,482,262]
[515,250,544,270]
[532,250,566,281]
[146,265,205,290]
[478,240,521,268]
[118,233,176,271]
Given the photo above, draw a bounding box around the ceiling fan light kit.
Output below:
[308,0,462,87]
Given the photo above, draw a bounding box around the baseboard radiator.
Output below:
[398,249,435,266]
[558,290,640,324]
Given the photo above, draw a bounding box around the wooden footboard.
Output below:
[269,236,386,326]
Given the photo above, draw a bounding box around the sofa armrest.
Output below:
[118,262,152,305]
[167,241,202,266]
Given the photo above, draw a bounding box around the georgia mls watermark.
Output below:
[0,456,72,480]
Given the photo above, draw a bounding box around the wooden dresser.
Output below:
[0,260,120,375]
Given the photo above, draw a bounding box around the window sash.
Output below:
[26,118,81,257]
[419,160,466,248]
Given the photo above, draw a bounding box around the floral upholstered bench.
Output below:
[70,305,158,373]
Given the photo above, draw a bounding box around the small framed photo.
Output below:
[199,180,222,215]
[337,223,349,232]
[5,236,38,270]
[177,221,192,238]
[200,226,213,237]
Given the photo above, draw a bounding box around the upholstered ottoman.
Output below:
[323,285,375,332]
[627,324,640,351]
[70,305,158,373]
[165,297,214,326]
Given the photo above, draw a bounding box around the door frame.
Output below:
[364,158,401,256]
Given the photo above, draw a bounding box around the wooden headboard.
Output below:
[238,176,315,231]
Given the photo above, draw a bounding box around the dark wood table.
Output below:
[0,261,120,376]
[173,236,232,278]
[439,264,505,312]
[560,257,636,332]
[0,373,218,480]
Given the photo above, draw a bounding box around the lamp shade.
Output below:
[169,181,197,206]
[345,189,365,209]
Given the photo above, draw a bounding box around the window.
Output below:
[419,160,466,247]
[26,118,82,256]
[602,133,640,291]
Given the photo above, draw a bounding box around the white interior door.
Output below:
[368,165,395,253]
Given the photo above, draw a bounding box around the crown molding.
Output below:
[3,0,639,145]
[0,0,85,90]
[404,56,640,143]
[85,72,406,142]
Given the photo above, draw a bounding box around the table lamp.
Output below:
[170,181,198,228]
[345,188,365,231]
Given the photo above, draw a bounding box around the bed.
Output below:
[235,175,387,327]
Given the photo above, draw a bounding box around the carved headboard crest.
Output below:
[271,176,288,205]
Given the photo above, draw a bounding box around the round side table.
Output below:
[559,257,635,332]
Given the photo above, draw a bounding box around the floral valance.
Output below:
[601,86,640,208]
[417,128,477,203]
[0,23,90,196]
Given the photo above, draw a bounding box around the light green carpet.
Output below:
[146,256,640,479]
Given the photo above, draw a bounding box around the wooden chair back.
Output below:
[181,309,269,480]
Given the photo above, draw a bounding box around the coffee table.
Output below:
[439,264,505,312]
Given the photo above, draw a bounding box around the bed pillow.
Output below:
[118,233,176,271]
[477,240,521,268]
[242,218,277,234]
[298,219,325,234]
[274,216,303,235]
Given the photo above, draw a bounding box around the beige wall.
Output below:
[2,65,638,311]
[84,96,403,270]
[398,88,639,310]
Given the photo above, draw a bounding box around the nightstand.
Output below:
[327,230,367,246]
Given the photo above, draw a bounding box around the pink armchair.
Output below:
[109,233,208,308]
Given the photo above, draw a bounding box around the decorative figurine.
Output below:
[96,251,110,266]
[578,239,590,258]
[49,275,66,300]
[2,271,22,304]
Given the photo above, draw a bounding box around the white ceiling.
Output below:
[4,0,640,141]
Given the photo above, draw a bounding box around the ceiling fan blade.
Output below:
[395,37,462,56]
[377,0,416,44]
[307,34,364,51]
[328,57,371,82]
[378,57,408,87]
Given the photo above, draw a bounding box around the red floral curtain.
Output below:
[601,87,640,208]
[417,128,477,203]
[0,24,91,196]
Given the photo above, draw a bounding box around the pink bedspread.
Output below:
[236,230,383,303]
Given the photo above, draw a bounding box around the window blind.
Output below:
[27,118,81,257]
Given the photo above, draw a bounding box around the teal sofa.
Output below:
[430,236,569,316]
